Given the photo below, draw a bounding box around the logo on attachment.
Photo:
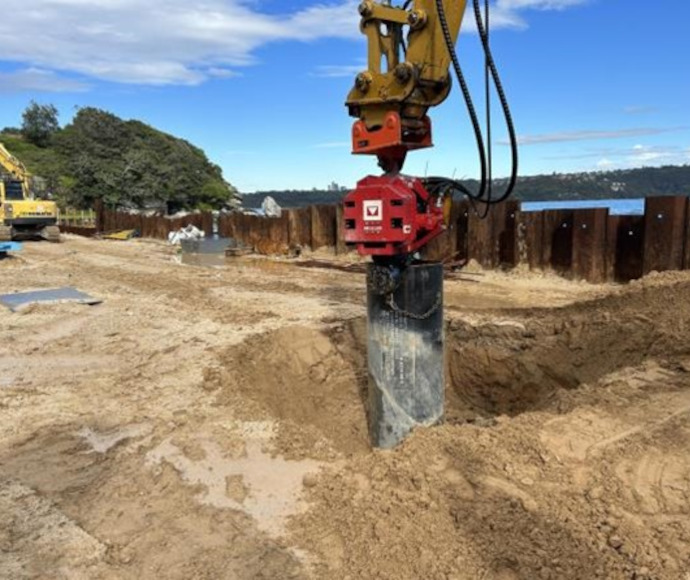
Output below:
[363,200,382,221]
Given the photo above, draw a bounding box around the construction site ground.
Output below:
[1,235,690,580]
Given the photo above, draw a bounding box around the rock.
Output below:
[303,473,319,488]
[607,506,623,518]
[608,535,624,550]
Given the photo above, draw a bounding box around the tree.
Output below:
[57,107,235,211]
[21,101,59,147]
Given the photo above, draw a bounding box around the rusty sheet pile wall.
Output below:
[100,209,213,240]
[60,209,213,240]
[65,197,690,283]
[219,196,690,283]
[216,205,338,254]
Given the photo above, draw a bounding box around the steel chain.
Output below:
[386,291,442,320]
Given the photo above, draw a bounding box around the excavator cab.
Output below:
[3,179,24,201]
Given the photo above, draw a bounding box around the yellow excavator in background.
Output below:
[0,142,60,242]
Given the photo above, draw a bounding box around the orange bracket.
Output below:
[351,112,433,157]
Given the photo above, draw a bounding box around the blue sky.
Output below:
[0,0,688,192]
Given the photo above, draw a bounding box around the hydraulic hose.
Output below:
[426,0,519,212]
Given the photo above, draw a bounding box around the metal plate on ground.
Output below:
[180,237,232,267]
[0,287,102,312]
[0,242,22,254]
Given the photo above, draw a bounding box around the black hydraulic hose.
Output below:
[428,0,519,210]
[434,0,488,203]
[479,0,493,218]
[473,0,518,204]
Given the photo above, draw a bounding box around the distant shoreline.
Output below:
[240,192,664,214]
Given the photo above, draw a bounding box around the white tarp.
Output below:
[168,224,205,245]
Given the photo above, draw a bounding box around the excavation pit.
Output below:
[221,275,690,454]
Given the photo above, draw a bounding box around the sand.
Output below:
[0,236,688,579]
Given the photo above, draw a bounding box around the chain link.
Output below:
[386,291,442,320]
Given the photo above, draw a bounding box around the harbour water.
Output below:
[521,198,645,215]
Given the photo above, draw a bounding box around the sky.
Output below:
[0,0,688,192]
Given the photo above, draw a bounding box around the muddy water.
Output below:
[146,433,321,536]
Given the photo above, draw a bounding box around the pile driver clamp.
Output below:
[341,0,518,447]
[342,0,518,262]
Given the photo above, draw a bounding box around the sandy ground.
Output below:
[1,235,689,579]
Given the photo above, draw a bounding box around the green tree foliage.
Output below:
[55,108,236,211]
[1,106,237,211]
[21,101,60,147]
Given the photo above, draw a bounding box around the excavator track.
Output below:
[0,225,13,242]
[41,225,61,243]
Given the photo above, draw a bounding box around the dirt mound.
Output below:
[219,322,370,456]
[291,386,690,580]
[289,362,690,580]
[280,278,690,579]
[223,278,690,445]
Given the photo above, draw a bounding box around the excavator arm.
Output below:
[347,0,466,172]
[342,0,517,259]
[0,143,31,189]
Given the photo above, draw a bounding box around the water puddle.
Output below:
[146,435,321,536]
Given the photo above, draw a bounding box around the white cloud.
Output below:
[497,0,588,9]
[630,144,672,164]
[510,127,687,145]
[0,0,584,88]
[488,0,589,28]
[596,158,614,169]
[0,0,360,86]
[312,64,365,78]
[623,105,657,115]
[0,68,89,93]
[591,145,690,170]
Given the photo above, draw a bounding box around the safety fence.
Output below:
[58,208,97,227]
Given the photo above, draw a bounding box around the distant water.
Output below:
[521,198,645,215]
